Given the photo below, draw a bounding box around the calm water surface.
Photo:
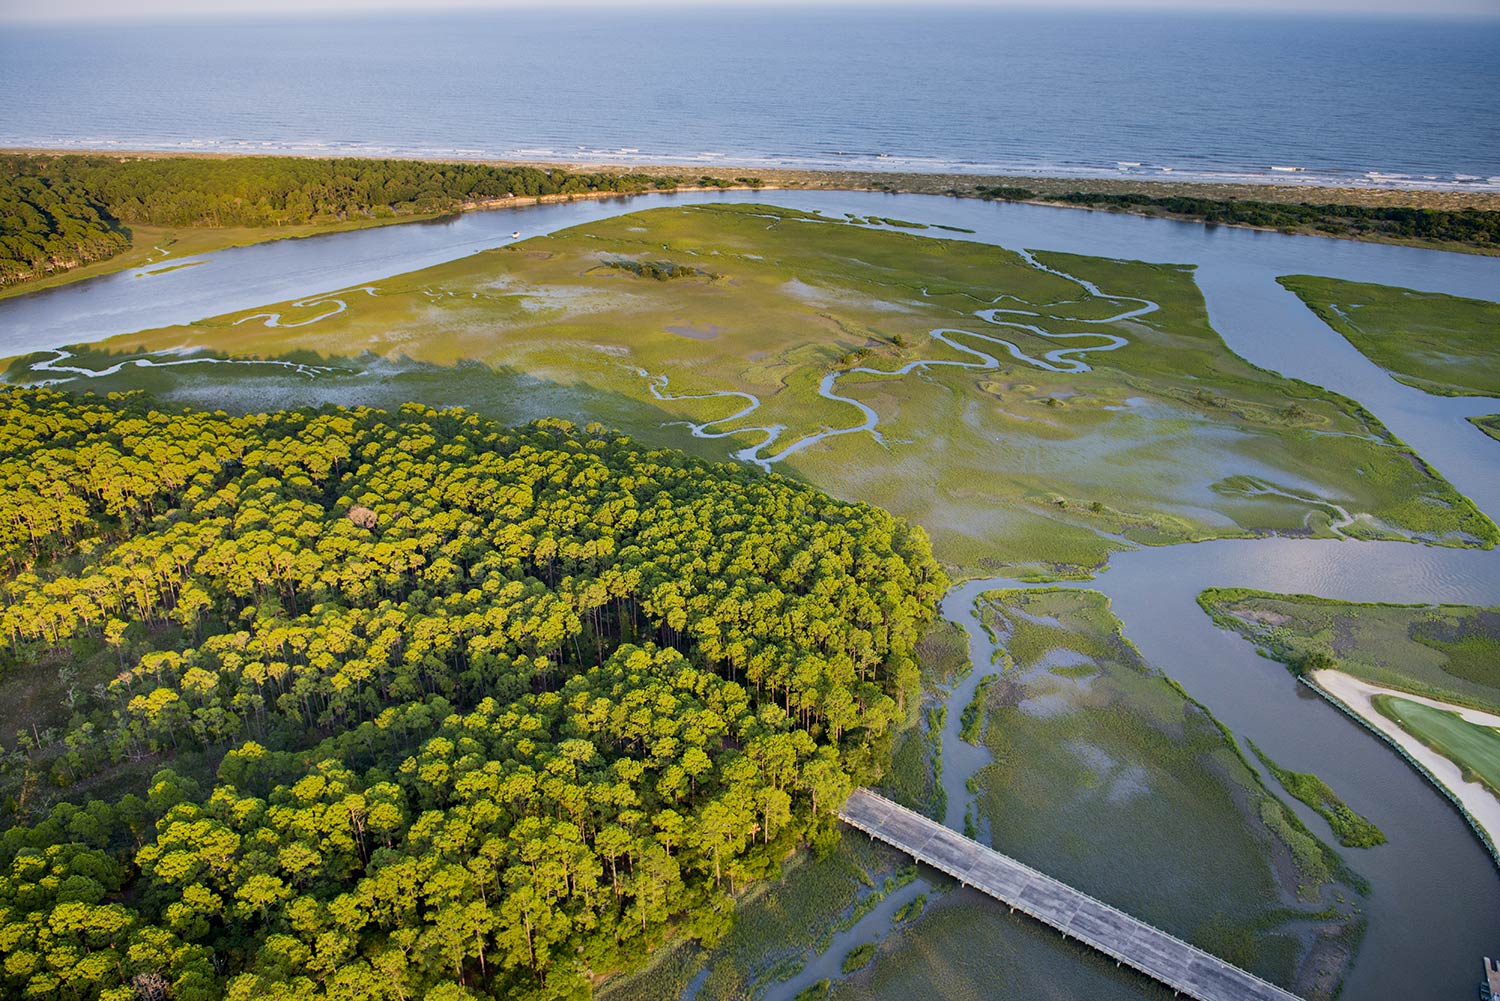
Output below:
[4,191,1500,999]
[2,10,1498,189]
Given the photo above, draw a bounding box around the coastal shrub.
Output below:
[841,943,877,974]
[1250,742,1386,848]
[1050,191,1500,250]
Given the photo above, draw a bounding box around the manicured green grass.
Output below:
[1249,741,1386,848]
[970,589,1363,989]
[15,203,1493,576]
[1280,274,1500,398]
[1374,696,1500,799]
[1199,588,1500,713]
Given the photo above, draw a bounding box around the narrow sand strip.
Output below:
[1310,669,1500,850]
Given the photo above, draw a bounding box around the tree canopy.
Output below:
[0,173,129,287]
[0,155,692,289]
[0,389,944,1000]
[974,186,1500,249]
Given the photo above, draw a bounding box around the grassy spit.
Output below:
[1471,416,1500,444]
[1248,741,1386,848]
[1279,275,1500,398]
[1197,588,1500,713]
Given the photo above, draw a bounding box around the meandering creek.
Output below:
[641,247,1151,470]
[2,189,1497,999]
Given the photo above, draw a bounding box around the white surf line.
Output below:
[27,348,337,381]
[234,286,379,328]
[639,250,1163,468]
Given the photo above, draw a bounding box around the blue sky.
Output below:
[2,0,1498,21]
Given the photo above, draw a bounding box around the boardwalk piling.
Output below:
[837,788,1303,1001]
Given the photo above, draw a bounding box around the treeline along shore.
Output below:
[3,148,1499,294]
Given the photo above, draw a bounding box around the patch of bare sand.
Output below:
[1309,669,1500,851]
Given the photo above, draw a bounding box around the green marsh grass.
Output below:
[968,588,1364,995]
[1199,588,1500,713]
[1248,741,1386,848]
[1280,274,1500,398]
[20,203,1493,577]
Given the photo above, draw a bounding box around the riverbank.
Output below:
[1308,669,1500,862]
[9,147,1498,211]
[3,183,1498,1000]
[1,150,1495,306]
[0,180,772,303]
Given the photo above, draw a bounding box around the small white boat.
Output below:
[512,231,521,238]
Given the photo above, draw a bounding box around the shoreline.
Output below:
[1307,669,1500,865]
[0,183,780,302]
[7,146,1500,213]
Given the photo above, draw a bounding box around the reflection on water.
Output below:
[4,190,1499,1001]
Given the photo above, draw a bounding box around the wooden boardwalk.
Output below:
[838,789,1302,1001]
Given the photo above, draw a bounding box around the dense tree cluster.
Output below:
[0,155,692,288]
[0,174,129,287]
[978,187,1500,249]
[3,155,687,229]
[0,389,943,1000]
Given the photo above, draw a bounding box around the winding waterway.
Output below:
[2,189,1498,1000]
[639,246,1150,471]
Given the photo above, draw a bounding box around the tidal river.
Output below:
[2,189,1497,999]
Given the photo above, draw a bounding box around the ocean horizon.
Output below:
[2,7,1498,190]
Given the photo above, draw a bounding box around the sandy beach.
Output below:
[1310,669,1500,852]
[7,146,1499,213]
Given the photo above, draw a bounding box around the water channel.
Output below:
[2,188,1497,999]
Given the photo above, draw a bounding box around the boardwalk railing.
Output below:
[838,788,1302,1001]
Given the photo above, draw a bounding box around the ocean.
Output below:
[2,8,1498,190]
